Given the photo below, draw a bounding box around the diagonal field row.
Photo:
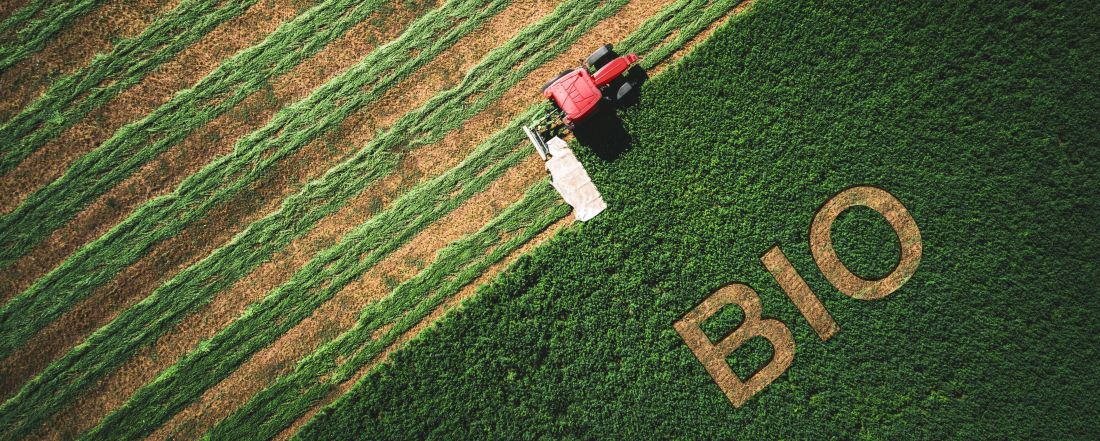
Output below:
[0,0,416,266]
[0,0,518,438]
[0,0,751,438]
[0,0,308,216]
[31,0,567,435]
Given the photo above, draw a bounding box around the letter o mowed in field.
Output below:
[675,185,922,408]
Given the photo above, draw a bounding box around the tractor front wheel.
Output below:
[541,70,573,92]
[585,44,616,70]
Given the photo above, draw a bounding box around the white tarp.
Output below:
[544,137,607,221]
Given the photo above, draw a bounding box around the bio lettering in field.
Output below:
[676,186,922,407]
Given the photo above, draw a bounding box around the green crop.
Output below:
[0,0,259,176]
[295,0,1100,438]
[0,0,107,72]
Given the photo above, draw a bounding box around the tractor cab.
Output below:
[541,50,639,127]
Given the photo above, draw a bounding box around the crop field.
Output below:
[1,0,1098,439]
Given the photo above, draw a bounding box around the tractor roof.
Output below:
[543,69,601,123]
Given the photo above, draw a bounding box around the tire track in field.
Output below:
[275,213,570,440]
[0,0,304,215]
[0,0,176,122]
[158,0,683,434]
[158,155,548,441]
[0,1,432,403]
[30,2,543,437]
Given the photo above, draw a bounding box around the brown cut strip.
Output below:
[0,0,33,23]
[0,0,434,408]
[0,0,179,123]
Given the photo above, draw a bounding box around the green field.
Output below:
[297,0,1100,438]
[1,0,1097,438]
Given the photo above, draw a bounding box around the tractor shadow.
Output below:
[573,66,648,162]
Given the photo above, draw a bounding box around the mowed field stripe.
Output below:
[0,0,178,122]
[83,1,630,437]
[0,1,514,438]
[0,0,496,366]
[191,0,746,435]
[0,0,259,178]
[0,0,308,218]
[163,128,548,441]
[0,0,108,71]
[0,1,437,403]
[0,0,399,271]
[0,0,37,29]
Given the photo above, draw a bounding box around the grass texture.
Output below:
[0,0,427,265]
[0,0,504,437]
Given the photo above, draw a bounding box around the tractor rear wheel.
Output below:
[541,69,573,92]
[585,44,616,70]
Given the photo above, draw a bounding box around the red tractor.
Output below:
[524,44,640,158]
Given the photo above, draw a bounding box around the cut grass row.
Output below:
[0,0,395,265]
[0,0,506,365]
[82,0,636,436]
[211,180,567,441]
[208,0,749,435]
[0,0,107,72]
[0,0,258,176]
